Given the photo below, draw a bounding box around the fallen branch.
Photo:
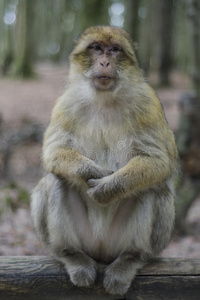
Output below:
[0,257,200,300]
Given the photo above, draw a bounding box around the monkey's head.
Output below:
[69,26,141,91]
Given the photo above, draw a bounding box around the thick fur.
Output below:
[31,26,178,295]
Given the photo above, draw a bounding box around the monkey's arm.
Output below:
[43,145,112,183]
[88,130,178,204]
[43,123,112,185]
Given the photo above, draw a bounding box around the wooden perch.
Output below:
[0,257,200,300]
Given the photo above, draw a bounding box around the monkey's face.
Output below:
[70,26,140,92]
[86,42,122,90]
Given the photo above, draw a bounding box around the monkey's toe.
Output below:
[69,264,97,287]
[103,275,130,295]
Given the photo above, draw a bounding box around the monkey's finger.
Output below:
[104,169,114,176]
[93,169,114,179]
[87,179,98,187]
[107,169,114,174]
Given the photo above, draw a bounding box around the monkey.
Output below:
[31,26,178,295]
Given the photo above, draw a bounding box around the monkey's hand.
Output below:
[87,175,123,205]
[78,162,113,182]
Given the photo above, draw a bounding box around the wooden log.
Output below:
[0,257,200,300]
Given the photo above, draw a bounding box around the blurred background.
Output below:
[0,0,200,257]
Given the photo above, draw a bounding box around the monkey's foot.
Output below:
[68,262,97,287]
[103,274,131,295]
[103,264,136,295]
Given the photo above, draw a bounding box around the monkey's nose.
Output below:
[100,61,110,68]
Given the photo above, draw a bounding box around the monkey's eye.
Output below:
[88,43,102,52]
[112,46,121,52]
[109,45,122,55]
[94,45,102,51]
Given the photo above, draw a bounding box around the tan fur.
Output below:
[31,26,178,295]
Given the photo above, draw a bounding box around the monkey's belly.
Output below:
[65,189,156,263]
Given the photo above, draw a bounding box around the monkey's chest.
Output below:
[73,130,134,171]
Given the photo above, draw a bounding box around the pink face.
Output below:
[88,42,123,91]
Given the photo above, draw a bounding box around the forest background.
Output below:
[0,0,200,257]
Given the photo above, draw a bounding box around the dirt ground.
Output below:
[0,63,200,257]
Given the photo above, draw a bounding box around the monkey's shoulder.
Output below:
[135,86,167,131]
[50,96,74,130]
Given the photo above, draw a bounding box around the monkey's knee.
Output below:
[31,174,56,243]
[32,173,56,201]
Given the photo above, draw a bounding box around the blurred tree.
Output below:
[0,1,15,75]
[176,0,200,234]
[59,0,75,60]
[137,0,153,73]
[189,0,200,98]
[124,0,140,42]
[141,0,174,84]
[157,0,174,86]
[0,0,195,83]
[45,0,63,62]
[81,0,110,29]
[172,1,191,74]
[10,0,35,77]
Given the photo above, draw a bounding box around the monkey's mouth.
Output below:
[96,76,113,80]
[93,76,116,90]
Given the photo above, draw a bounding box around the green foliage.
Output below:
[18,188,29,204]
[0,183,30,219]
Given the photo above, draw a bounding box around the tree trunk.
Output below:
[81,0,109,29]
[138,0,154,74]
[0,1,14,75]
[188,0,200,97]
[11,0,34,77]
[158,0,174,86]
[124,0,140,43]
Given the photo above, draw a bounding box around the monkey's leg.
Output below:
[32,174,97,287]
[47,178,97,287]
[55,249,97,287]
[103,252,145,295]
[151,192,175,255]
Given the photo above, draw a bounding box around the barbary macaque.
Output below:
[31,26,178,295]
